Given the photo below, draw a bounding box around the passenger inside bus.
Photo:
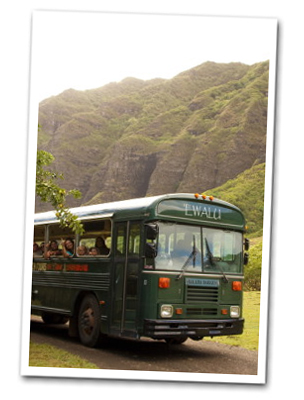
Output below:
[95,236,109,255]
[61,238,75,257]
[172,233,200,258]
[89,247,100,256]
[33,242,43,257]
[44,240,62,258]
[77,245,88,256]
[171,232,202,268]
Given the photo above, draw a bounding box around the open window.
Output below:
[33,223,76,259]
[46,224,75,258]
[77,219,112,257]
[33,225,46,258]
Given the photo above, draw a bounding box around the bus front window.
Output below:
[155,222,242,274]
[203,228,242,274]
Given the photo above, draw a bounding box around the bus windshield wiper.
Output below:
[205,238,228,283]
[176,236,197,280]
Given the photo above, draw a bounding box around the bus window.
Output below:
[203,228,242,273]
[78,219,111,257]
[170,226,201,270]
[115,223,126,256]
[126,222,141,298]
[155,222,242,274]
[33,225,45,258]
[46,224,75,258]
[128,223,141,256]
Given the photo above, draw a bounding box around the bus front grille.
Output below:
[186,286,219,303]
[186,308,218,316]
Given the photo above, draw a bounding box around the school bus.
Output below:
[32,193,249,347]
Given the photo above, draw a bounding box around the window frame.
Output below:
[33,217,113,259]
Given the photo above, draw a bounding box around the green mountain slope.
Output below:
[37,60,269,232]
[206,162,265,236]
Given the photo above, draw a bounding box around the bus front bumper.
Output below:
[143,318,244,339]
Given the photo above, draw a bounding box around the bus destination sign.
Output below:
[157,199,244,228]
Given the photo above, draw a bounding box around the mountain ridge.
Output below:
[37,60,269,235]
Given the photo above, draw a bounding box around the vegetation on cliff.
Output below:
[37,60,269,240]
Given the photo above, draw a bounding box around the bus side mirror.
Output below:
[244,238,250,251]
[244,252,249,265]
[145,224,158,258]
[146,223,158,240]
[145,243,157,258]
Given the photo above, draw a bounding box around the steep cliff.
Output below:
[36,61,269,215]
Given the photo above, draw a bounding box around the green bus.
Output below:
[32,193,249,347]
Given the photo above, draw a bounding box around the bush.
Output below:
[244,240,262,291]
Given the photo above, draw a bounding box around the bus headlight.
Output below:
[230,306,240,318]
[160,305,173,318]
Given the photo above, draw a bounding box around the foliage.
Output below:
[206,163,265,236]
[36,149,84,234]
[37,60,269,215]
[244,239,263,291]
[205,291,260,351]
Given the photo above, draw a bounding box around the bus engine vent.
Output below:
[186,285,219,303]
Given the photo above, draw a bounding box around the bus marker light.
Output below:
[202,194,207,199]
[175,308,183,315]
[194,193,199,198]
[232,281,242,291]
[209,196,214,201]
[221,309,228,315]
[159,277,170,288]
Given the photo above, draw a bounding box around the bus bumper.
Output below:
[143,318,244,339]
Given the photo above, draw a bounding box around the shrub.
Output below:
[244,240,262,291]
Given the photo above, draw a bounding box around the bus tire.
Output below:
[78,294,101,347]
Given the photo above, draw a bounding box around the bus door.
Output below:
[112,221,141,336]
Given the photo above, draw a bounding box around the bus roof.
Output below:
[34,193,246,230]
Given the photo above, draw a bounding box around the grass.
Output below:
[29,342,99,369]
[205,291,260,351]
[29,291,260,368]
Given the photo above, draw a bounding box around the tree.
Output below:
[36,149,84,235]
[244,241,262,291]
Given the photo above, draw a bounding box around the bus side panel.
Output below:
[32,260,111,327]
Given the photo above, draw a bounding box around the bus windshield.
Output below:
[155,222,243,274]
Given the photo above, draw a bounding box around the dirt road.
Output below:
[30,317,258,375]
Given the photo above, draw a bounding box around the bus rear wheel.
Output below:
[78,294,101,347]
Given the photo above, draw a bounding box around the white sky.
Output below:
[31,11,277,102]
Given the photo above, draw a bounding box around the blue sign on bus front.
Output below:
[186,278,219,287]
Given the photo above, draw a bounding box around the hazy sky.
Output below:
[31,11,277,102]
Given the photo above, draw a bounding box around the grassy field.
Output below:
[29,343,99,368]
[29,291,260,368]
[205,291,260,350]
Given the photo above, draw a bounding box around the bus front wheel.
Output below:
[78,294,101,347]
